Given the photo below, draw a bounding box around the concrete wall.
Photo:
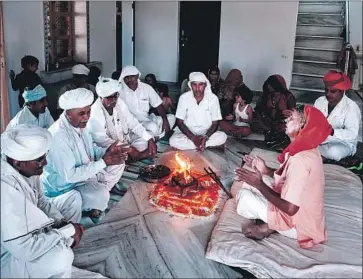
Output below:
[349,1,363,51]
[134,1,179,82]
[218,1,299,91]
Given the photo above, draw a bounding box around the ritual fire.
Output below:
[149,153,226,219]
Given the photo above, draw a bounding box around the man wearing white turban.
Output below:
[118,65,176,139]
[7,85,54,130]
[57,64,97,112]
[1,125,84,278]
[41,88,128,223]
[169,72,227,151]
[87,77,157,162]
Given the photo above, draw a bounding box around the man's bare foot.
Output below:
[242,221,275,240]
[82,209,102,219]
[210,143,226,152]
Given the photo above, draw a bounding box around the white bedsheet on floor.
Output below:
[206,148,363,278]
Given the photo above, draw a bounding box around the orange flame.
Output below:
[175,153,191,180]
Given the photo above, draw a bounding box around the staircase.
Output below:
[290,1,347,103]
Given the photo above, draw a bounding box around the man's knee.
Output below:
[236,188,267,221]
[208,131,227,146]
[65,191,82,223]
[319,144,350,161]
[169,133,195,150]
[144,121,160,136]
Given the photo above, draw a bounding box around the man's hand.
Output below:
[103,142,129,166]
[162,119,171,134]
[70,223,85,249]
[234,167,265,190]
[199,136,207,152]
[243,155,269,175]
[127,146,141,162]
[9,70,15,80]
[224,114,234,121]
[191,135,204,150]
[147,139,157,156]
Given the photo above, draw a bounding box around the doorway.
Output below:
[116,1,122,71]
[178,1,221,83]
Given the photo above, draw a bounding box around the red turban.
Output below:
[323,70,351,91]
[278,105,333,163]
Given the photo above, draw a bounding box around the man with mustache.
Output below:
[314,70,361,161]
[87,77,157,162]
[7,85,54,129]
[169,72,227,151]
[118,65,176,140]
[41,89,128,223]
[1,125,84,278]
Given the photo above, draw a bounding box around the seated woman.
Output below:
[252,74,296,149]
[219,85,253,137]
[145,73,175,113]
[235,106,332,249]
[207,66,226,97]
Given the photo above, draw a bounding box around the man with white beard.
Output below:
[87,77,157,162]
[1,125,84,278]
[41,88,128,223]
[118,65,176,139]
[169,72,227,151]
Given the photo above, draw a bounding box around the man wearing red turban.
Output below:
[314,70,361,161]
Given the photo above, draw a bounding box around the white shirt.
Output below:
[7,107,54,130]
[87,98,153,148]
[1,159,69,264]
[119,82,163,122]
[175,90,222,135]
[314,95,361,151]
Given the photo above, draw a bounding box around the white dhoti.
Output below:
[141,113,176,137]
[1,241,74,278]
[236,185,297,239]
[51,164,124,213]
[318,141,354,161]
[169,131,227,150]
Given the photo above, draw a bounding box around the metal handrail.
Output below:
[345,1,350,43]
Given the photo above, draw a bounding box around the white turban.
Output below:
[1,124,52,161]
[188,72,212,92]
[119,65,141,83]
[72,64,90,76]
[96,76,121,97]
[59,88,94,110]
[22,84,47,103]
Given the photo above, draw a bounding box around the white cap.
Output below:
[59,88,94,110]
[72,64,90,76]
[96,77,121,97]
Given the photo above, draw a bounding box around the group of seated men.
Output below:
[1,61,361,277]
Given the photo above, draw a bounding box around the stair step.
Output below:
[291,74,325,90]
[296,25,343,37]
[292,72,324,78]
[297,13,344,26]
[295,35,343,49]
[294,47,340,63]
[298,2,344,14]
[293,60,337,76]
[290,87,325,103]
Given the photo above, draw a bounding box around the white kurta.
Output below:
[119,81,176,136]
[6,107,54,130]
[169,90,227,150]
[1,159,74,278]
[314,95,361,161]
[87,98,153,152]
[41,113,124,212]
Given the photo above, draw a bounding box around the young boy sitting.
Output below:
[9,55,43,108]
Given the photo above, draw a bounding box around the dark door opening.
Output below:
[178,1,221,83]
[116,1,122,71]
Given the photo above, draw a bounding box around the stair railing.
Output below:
[345,1,350,43]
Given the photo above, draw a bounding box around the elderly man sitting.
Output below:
[235,107,332,248]
[7,85,54,129]
[314,70,361,161]
[118,65,176,139]
[41,89,128,223]
[169,72,227,151]
[87,77,157,162]
[1,125,84,278]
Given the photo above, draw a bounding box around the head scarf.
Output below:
[188,72,212,91]
[1,124,52,161]
[22,84,46,103]
[323,70,351,91]
[277,105,332,163]
[72,64,90,76]
[58,88,94,110]
[225,69,243,87]
[96,76,121,97]
[119,65,141,83]
[145,73,157,87]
